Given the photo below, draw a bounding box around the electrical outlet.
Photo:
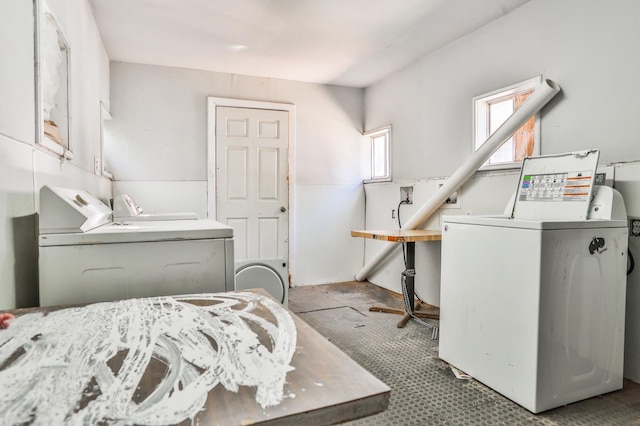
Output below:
[400,186,413,204]
[94,156,100,175]
[439,183,460,209]
[631,219,640,237]
[445,191,458,205]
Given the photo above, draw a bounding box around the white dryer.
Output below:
[235,259,288,305]
[439,150,628,413]
[38,186,235,307]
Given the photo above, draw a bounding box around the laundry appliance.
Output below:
[38,186,234,307]
[235,258,288,305]
[439,150,628,413]
[112,193,199,221]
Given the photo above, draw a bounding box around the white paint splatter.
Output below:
[0,292,297,425]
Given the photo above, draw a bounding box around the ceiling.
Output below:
[88,0,531,88]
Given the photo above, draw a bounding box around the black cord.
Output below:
[397,199,429,304]
[397,199,409,268]
[401,273,439,339]
[629,248,635,276]
[397,198,438,338]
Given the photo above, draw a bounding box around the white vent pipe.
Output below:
[355,79,561,281]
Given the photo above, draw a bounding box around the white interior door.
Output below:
[216,106,289,263]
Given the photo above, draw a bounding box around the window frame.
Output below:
[473,76,542,170]
[100,101,113,178]
[364,125,391,183]
[34,0,73,159]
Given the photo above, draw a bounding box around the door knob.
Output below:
[280,206,287,213]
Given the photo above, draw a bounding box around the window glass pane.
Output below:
[487,98,514,164]
[372,134,388,178]
[489,139,514,164]
[489,98,513,135]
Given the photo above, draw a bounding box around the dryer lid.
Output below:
[113,194,198,221]
[39,219,234,246]
[39,186,112,234]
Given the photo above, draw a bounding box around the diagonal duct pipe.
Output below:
[355,79,561,281]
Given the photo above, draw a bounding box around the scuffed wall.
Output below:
[0,0,110,309]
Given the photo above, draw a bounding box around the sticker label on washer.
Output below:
[519,171,592,202]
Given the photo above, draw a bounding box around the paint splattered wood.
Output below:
[0,290,390,425]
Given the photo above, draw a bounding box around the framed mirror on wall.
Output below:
[34,0,72,158]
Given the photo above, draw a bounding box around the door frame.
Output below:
[206,97,296,279]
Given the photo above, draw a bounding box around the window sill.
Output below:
[478,162,522,171]
[364,177,392,184]
[38,135,73,159]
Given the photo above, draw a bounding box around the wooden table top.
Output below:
[351,229,442,242]
[0,290,390,425]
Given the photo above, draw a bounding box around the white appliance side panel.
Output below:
[537,227,627,411]
[39,219,234,246]
[39,239,230,306]
[440,222,542,411]
[224,239,235,292]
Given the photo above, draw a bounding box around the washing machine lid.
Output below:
[39,219,233,246]
[442,214,627,230]
[235,263,286,304]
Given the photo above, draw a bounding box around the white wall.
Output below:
[0,0,110,309]
[45,0,112,173]
[366,0,640,179]
[364,0,640,381]
[363,171,518,304]
[106,62,367,286]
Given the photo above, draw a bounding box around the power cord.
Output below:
[401,275,439,339]
[396,198,426,302]
[397,199,409,267]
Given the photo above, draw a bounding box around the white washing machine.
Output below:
[112,193,199,221]
[38,186,235,307]
[439,150,628,413]
[235,259,288,305]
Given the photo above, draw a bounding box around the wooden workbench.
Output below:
[351,229,442,243]
[352,229,442,329]
[0,290,390,425]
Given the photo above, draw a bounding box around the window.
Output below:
[473,76,541,168]
[100,101,113,178]
[35,0,72,158]
[364,126,391,182]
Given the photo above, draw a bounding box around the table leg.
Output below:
[405,242,416,312]
[367,240,439,331]
[397,300,420,328]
